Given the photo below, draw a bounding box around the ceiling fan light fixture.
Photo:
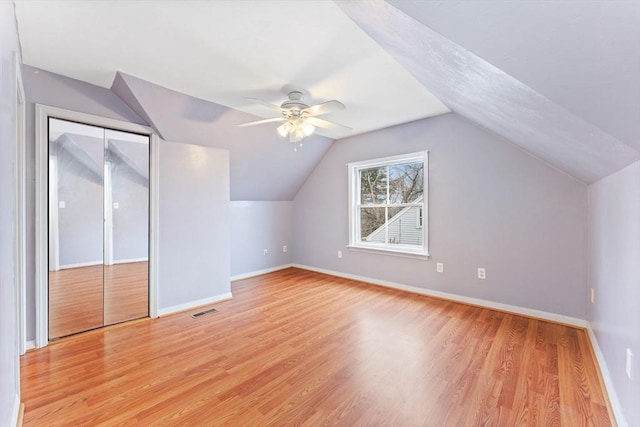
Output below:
[239,91,352,150]
[277,117,313,145]
[289,131,300,143]
[302,122,315,136]
[277,123,288,138]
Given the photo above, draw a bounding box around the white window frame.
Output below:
[348,151,429,258]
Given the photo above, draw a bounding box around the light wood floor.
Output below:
[48,262,148,339]
[24,268,613,426]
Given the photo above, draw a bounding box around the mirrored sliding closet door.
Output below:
[48,118,150,339]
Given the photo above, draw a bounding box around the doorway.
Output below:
[47,118,150,339]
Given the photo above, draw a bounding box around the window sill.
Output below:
[346,245,430,260]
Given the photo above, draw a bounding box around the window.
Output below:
[348,151,428,257]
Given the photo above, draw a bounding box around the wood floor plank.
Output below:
[48,262,149,339]
[21,267,615,426]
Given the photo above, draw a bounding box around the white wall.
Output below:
[158,140,231,312]
[589,161,640,427]
[230,201,293,278]
[0,1,22,424]
[293,113,589,319]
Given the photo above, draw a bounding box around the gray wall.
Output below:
[293,113,589,319]
[21,66,293,336]
[158,140,230,309]
[110,138,149,263]
[52,133,104,267]
[230,201,293,277]
[589,161,640,427]
[0,1,21,423]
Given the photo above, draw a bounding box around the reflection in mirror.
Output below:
[48,119,150,339]
[48,118,105,339]
[104,130,150,325]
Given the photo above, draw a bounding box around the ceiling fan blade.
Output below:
[302,100,346,117]
[305,117,352,133]
[237,117,286,127]
[245,98,284,112]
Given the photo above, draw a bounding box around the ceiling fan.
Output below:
[238,91,351,147]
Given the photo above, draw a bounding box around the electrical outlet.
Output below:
[436,262,444,273]
[59,201,65,209]
[477,268,486,279]
[626,348,633,379]
[283,245,287,253]
[338,250,342,259]
[263,249,268,256]
[590,288,595,304]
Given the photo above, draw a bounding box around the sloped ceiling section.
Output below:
[389,0,640,150]
[111,74,164,139]
[112,72,333,201]
[337,1,640,183]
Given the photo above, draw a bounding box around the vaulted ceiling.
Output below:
[14,0,640,197]
[337,0,640,183]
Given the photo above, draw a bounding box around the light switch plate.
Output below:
[58,201,65,209]
[626,348,633,379]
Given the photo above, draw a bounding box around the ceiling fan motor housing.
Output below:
[238,90,350,135]
[281,91,309,114]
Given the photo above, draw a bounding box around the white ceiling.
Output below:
[14,0,449,139]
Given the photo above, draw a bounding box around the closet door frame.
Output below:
[35,104,159,348]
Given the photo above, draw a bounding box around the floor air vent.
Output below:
[191,308,218,318]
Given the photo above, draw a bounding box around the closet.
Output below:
[48,118,150,339]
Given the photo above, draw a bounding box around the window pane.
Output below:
[386,206,423,246]
[360,166,388,205]
[360,207,386,241]
[388,162,423,203]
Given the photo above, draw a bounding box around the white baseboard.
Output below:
[58,258,148,269]
[58,260,104,270]
[9,393,20,427]
[58,260,103,270]
[113,257,149,265]
[291,263,588,328]
[25,340,36,351]
[231,264,293,282]
[157,292,233,317]
[586,326,627,427]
